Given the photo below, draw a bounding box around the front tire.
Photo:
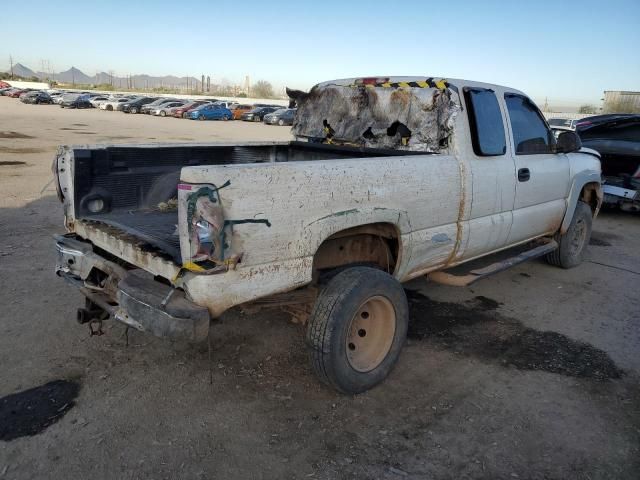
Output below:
[546,200,592,268]
[222,114,230,121]
[130,107,138,114]
[306,267,408,394]
[199,114,205,121]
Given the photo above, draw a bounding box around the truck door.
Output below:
[459,87,516,260]
[503,93,570,244]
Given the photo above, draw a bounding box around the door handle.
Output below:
[518,168,530,182]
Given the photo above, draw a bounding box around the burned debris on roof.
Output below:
[288,81,460,152]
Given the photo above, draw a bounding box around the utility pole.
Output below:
[9,55,14,79]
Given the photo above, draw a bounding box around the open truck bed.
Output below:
[64,141,421,267]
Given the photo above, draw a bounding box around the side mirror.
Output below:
[556,131,582,153]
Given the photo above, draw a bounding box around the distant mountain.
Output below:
[55,67,94,84]
[11,63,37,78]
[6,63,202,89]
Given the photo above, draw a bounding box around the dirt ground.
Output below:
[0,99,638,480]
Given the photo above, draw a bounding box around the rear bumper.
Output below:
[602,177,639,212]
[55,234,209,342]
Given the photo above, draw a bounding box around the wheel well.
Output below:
[312,223,400,278]
[580,182,602,214]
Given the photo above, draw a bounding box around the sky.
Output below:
[1,0,639,106]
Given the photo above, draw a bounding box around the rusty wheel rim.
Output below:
[346,296,396,372]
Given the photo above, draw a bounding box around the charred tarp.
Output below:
[288,82,461,152]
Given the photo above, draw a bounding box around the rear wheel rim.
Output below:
[346,296,396,372]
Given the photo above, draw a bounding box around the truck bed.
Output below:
[69,142,422,264]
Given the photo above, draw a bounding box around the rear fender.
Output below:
[299,207,411,278]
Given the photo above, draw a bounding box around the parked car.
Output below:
[121,97,157,114]
[0,87,15,96]
[188,103,233,120]
[213,101,238,110]
[100,97,135,111]
[231,104,253,120]
[241,106,279,122]
[89,96,111,108]
[152,101,187,117]
[20,91,53,104]
[140,98,176,114]
[577,114,640,212]
[60,93,92,109]
[7,88,29,98]
[264,108,296,126]
[53,76,600,394]
[172,101,210,118]
[548,118,582,130]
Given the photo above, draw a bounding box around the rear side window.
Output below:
[505,94,553,154]
[464,88,506,156]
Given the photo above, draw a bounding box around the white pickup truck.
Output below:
[54,76,602,393]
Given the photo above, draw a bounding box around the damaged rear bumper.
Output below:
[602,179,640,212]
[55,234,210,342]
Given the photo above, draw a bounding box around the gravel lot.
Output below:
[0,99,638,480]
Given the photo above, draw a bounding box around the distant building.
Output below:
[6,80,51,90]
[603,90,640,114]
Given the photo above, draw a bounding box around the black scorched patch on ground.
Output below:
[589,237,612,246]
[0,131,34,139]
[0,161,26,166]
[590,230,618,247]
[0,380,80,441]
[406,290,622,380]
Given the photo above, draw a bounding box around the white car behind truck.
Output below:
[53,76,602,393]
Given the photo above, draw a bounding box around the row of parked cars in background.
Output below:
[0,87,296,125]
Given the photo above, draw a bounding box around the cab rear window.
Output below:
[464,88,506,156]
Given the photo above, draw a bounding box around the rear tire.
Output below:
[306,267,408,394]
[546,200,592,268]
